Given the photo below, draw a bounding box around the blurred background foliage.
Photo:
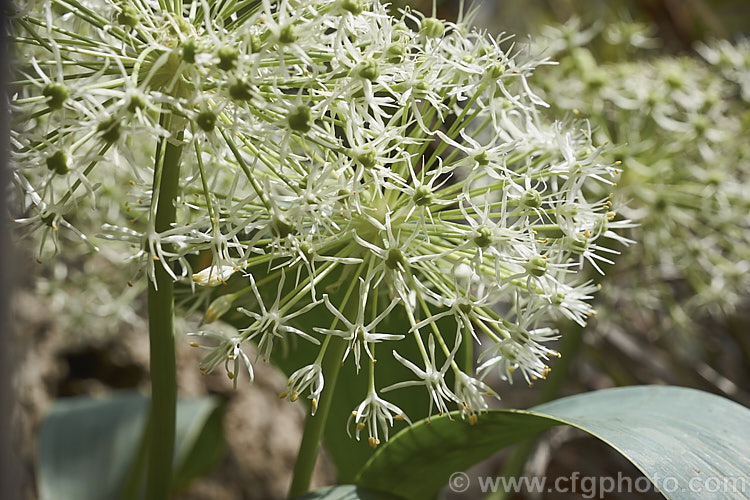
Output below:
[400,0,750,49]
[11,1,750,499]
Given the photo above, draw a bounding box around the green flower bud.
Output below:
[559,204,578,219]
[421,17,444,39]
[358,59,380,81]
[586,71,606,90]
[473,150,490,166]
[205,294,235,323]
[299,241,313,258]
[288,105,312,133]
[387,43,406,63]
[706,169,724,186]
[356,145,377,168]
[385,248,405,270]
[488,62,505,79]
[270,215,295,238]
[229,80,253,101]
[279,24,296,44]
[473,226,493,248]
[117,4,139,28]
[693,115,710,136]
[593,217,609,235]
[46,150,69,175]
[182,39,197,64]
[196,111,217,132]
[665,71,684,90]
[521,189,542,209]
[127,94,145,113]
[217,46,238,70]
[43,84,70,110]
[412,185,432,206]
[250,34,262,53]
[565,234,588,255]
[393,22,409,33]
[525,256,547,277]
[340,0,363,15]
[97,117,121,143]
[41,212,56,227]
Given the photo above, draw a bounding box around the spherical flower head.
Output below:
[534,20,750,339]
[10,0,624,445]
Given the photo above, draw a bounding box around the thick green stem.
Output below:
[288,335,348,498]
[288,266,365,498]
[145,114,185,500]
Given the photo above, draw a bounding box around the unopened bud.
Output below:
[204,294,235,323]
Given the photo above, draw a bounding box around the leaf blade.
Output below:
[355,386,750,500]
[38,391,225,500]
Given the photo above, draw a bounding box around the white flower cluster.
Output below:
[533,20,750,334]
[10,0,621,446]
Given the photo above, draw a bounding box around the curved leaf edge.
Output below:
[352,408,556,486]
[353,386,750,500]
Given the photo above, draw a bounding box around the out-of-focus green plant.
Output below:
[533,19,750,350]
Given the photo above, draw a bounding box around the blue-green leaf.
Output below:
[38,392,224,500]
[355,386,750,500]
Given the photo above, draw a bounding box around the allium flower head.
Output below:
[533,20,750,334]
[10,0,622,444]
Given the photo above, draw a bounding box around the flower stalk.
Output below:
[289,265,364,498]
[288,335,348,498]
[146,112,185,499]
